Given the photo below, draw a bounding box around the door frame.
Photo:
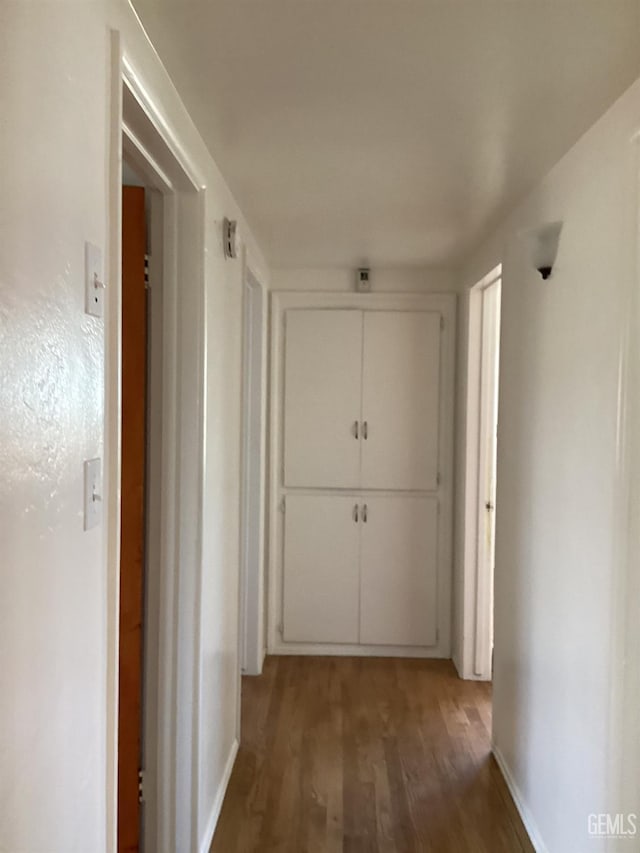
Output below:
[238,264,268,676]
[607,130,640,842]
[459,264,502,681]
[267,291,457,659]
[106,34,206,853]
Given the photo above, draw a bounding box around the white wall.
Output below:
[455,79,640,852]
[0,3,268,852]
[271,266,456,293]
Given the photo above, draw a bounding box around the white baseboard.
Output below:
[199,738,239,853]
[243,641,266,676]
[268,641,450,659]
[456,661,492,681]
[452,651,463,677]
[492,745,549,853]
[453,646,491,681]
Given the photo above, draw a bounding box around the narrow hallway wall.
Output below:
[455,77,640,852]
[0,3,269,851]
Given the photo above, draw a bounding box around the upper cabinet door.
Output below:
[284,309,363,488]
[361,311,441,491]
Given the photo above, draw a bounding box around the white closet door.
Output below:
[283,495,360,643]
[284,309,362,488]
[360,496,438,646]
[361,311,441,491]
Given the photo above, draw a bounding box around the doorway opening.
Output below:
[461,265,502,681]
[118,163,158,853]
[107,43,207,853]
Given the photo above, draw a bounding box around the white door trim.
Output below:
[605,129,640,846]
[238,262,268,677]
[459,264,502,681]
[106,32,206,853]
[267,291,457,659]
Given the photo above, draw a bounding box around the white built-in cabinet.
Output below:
[270,293,456,657]
[284,494,438,646]
[284,310,441,491]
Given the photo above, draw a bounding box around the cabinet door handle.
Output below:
[363,421,368,440]
[353,504,359,523]
[354,420,359,439]
[362,504,368,523]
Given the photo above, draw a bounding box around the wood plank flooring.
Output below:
[211,657,533,853]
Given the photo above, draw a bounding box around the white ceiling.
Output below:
[132,0,640,268]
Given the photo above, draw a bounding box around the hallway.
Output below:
[211,658,533,852]
[4,4,640,852]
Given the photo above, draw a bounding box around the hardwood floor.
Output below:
[211,657,533,853]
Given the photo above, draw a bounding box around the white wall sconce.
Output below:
[223,218,240,259]
[525,221,563,280]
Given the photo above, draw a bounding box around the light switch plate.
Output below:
[84,458,102,530]
[85,241,104,318]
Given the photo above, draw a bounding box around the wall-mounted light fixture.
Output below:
[525,221,563,280]
[223,218,240,259]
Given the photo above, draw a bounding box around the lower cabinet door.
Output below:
[360,496,438,646]
[283,495,360,643]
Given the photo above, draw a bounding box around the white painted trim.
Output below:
[106,31,207,853]
[141,185,166,853]
[451,654,463,678]
[267,291,456,658]
[121,55,205,190]
[245,247,271,299]
[270,642,450,659]
[459,265,502,681]
[473,277,501,677]
[605,129,640,848]
[238,260,268,678]
[105,33,124,853]
[269,291,456,312]
[122,122,173,193]
[198,738,239,853]
[492,747,548,853]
